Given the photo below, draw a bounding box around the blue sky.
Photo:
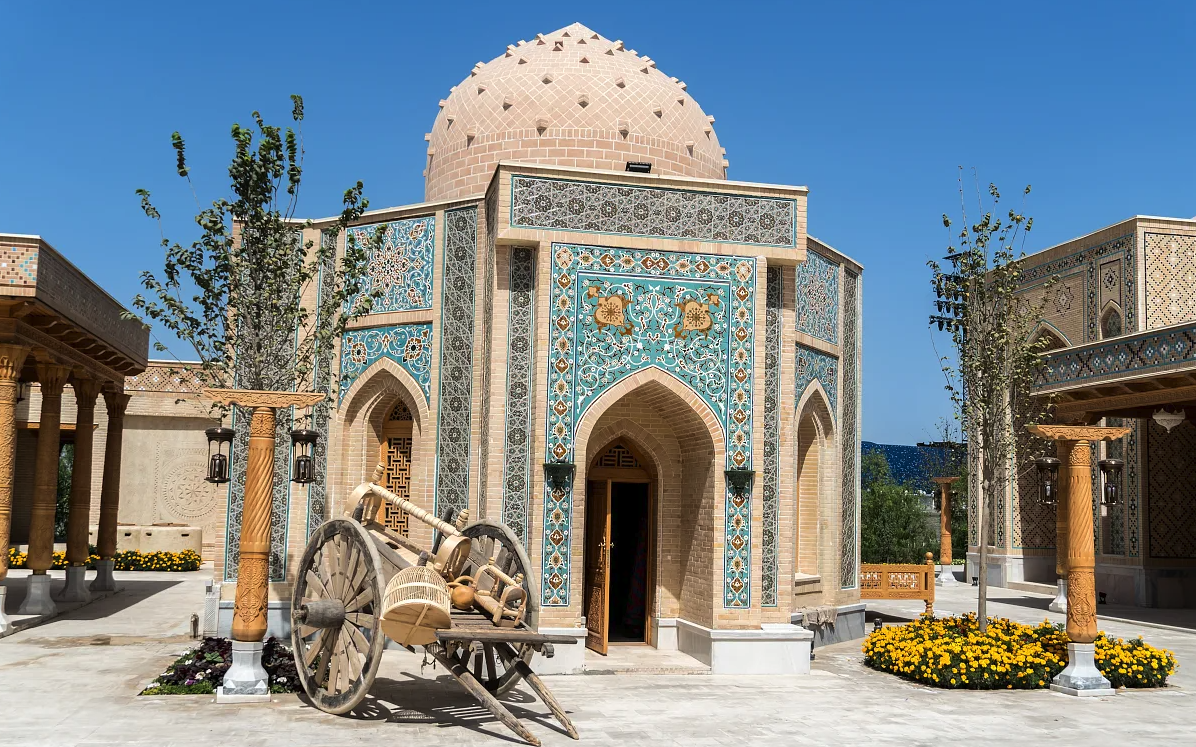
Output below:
[1,1,1192,444]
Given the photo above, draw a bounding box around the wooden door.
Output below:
[585,479,612,654]
[378,400,414,535]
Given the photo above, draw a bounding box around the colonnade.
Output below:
[0,343,129,625]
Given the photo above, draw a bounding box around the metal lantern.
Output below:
[1098,458,1124,506]
[1035,456,1061,507]
[290,428,319,484]
[205,426,235,484]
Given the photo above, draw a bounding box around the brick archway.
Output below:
[793,381,838,601]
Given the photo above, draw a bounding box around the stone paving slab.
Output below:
[2,570,1195,745]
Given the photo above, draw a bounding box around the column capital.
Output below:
[70,375,103,405]
[102,386,132,418]
[34,362,71,396]
[0,344,29,382]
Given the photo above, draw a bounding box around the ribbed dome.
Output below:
[424,22,728,202]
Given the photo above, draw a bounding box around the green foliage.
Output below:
[130,96,384,398]
[860,452,937,564]
[54,444,73,542]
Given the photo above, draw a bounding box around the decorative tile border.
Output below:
[542,243,756,607]
[795,344,839,413]
[308,232,336,539]
[794,250,839,345]
[346,215,436,313]
[541,471,573,606]
[434,207,479,518]
[478,192,498,519]
[724,485,751,608]
[511,175,797,248]
[761,266,782,607]
[338,324,433,404]
[1035,321,1196,391]
[1145,233,1196,329]
[502,247,536,546]
[839,271,861,589]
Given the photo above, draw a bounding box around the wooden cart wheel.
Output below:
[458,519,540,695]
[291,518,385,715]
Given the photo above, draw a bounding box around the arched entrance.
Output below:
[795,383,836,598]
[585,440,656,652]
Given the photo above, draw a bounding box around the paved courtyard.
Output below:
[1,569,1195,746]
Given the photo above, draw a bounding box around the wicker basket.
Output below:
[381,565,452,647]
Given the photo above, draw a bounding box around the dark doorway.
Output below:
[608,481,650,643]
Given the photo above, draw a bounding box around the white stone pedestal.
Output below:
[57,566,90,603]
[531,627,588,674]
[937,564,960,587]
[1048,578,1068,613]
[17,573,56,616]
[217,640,270,703]
[0,586,9,634]
[1051,642,1115,697]
[90,559,115,592]
[677,620,813,674]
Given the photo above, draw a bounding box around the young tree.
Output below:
[861,451,937,564]
[130,95,383,399]
[928,171,1055,632]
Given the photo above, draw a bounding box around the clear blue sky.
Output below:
[2,1,1192,444]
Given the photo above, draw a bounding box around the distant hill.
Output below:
[862,441,954,492]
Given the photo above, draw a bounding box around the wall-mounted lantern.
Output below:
[290,428,319,484]
[1035,456,1060,507]
[724,468,755,497]
[1097,458,1123,506]
[543,461,575,489]
[205,426,235,484]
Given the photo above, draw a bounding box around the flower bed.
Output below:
[6,548,202,572]
[862,614,1176,689]
[140,637,299,695]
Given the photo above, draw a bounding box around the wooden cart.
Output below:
[290,471,578,745]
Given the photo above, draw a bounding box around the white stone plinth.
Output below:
[1048,578,1068,613]
[217,640,269,702]
[90,559,116,592]
[0,586,9,634]
[57,565,90,603]
[677,620,813,674]
[1051,642,1115,697]
[937,564,960,587]
[17,573,56,616]
[652,617,679,650]
[530,627,588,674]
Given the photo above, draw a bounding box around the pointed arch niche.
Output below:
[793,382,837,603]
[1100,301,1124,339]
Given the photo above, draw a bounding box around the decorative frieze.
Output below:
[346,216,436,313]
[338,324,433,404]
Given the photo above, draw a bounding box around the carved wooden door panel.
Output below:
[378,399,415,535]
[585,479,611,654]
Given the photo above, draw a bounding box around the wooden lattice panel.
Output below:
[389,399,413,421]
[858,561,935,612]
[382,435,413,535]
[596,443,640,469]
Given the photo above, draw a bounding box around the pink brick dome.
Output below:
[424,22,728,202]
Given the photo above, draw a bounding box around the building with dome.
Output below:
[3,23,864,673]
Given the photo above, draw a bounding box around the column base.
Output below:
[1050,642,1115,696]
[0,586,9,634]
[89,559,116,592]
[17,573,57,616]
[936,564,960,587]
[56,565,91,603]
[1048,578,1068,613]
[217,640,270,702]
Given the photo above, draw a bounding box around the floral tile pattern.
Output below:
[346,216,435,313]
[511,176,797,248]
[794,249,839,344]
[761,266,782,607]
[796,344,838,413]
[338,324,433,404]
[542,242,756,607]
[502,247,537,546]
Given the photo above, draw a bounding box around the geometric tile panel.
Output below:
[1146,418,1196,559]
[0,244,38,286]
[1019,233,1135,343]
[794,250,839,344]
[308,235,337,539]
[434,207,479,518]
[511,176,798,248]
[1036,322,1196,391]
[346,216,435,313]
[761,267,782,607]
[502,247,537,547]
[1013,428,1055,550]
[338,324,433,404]
[1145,233,1196,330]
[542,243,757,607]
[839,271,860,589]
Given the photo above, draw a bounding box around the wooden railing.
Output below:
[859,552,935,615]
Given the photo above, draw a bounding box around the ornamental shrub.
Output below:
[862,613,1176,690]
[6,547,201,572]
[140,637,299,695]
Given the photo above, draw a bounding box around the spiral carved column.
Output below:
[0,344,29,582]
[233,406,276,643]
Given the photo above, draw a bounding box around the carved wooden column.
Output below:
[59,376,101,602]
[19,362,71,616]
[204,388,324,700]
[932,476,959,587]
[1027,424,1128,696]
[91,387,130,592]
[0,345,29,632]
